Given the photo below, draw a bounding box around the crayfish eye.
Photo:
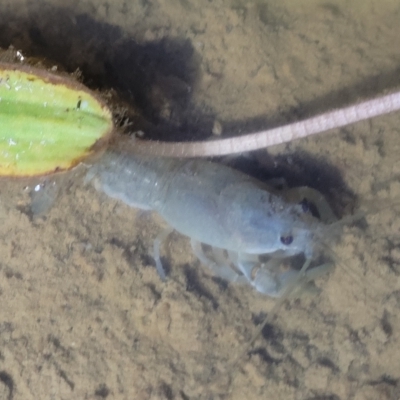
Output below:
[280,235,293,245]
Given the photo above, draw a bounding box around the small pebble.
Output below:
[212,120,222,135]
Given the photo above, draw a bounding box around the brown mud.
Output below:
[0,1,399,399]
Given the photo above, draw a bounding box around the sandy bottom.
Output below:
[0,0,399,399]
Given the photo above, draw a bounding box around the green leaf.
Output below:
[0,63,113,176]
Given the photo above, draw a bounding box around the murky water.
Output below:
[0,0,399,399]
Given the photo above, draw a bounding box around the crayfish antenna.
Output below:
[228,257,317,372]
